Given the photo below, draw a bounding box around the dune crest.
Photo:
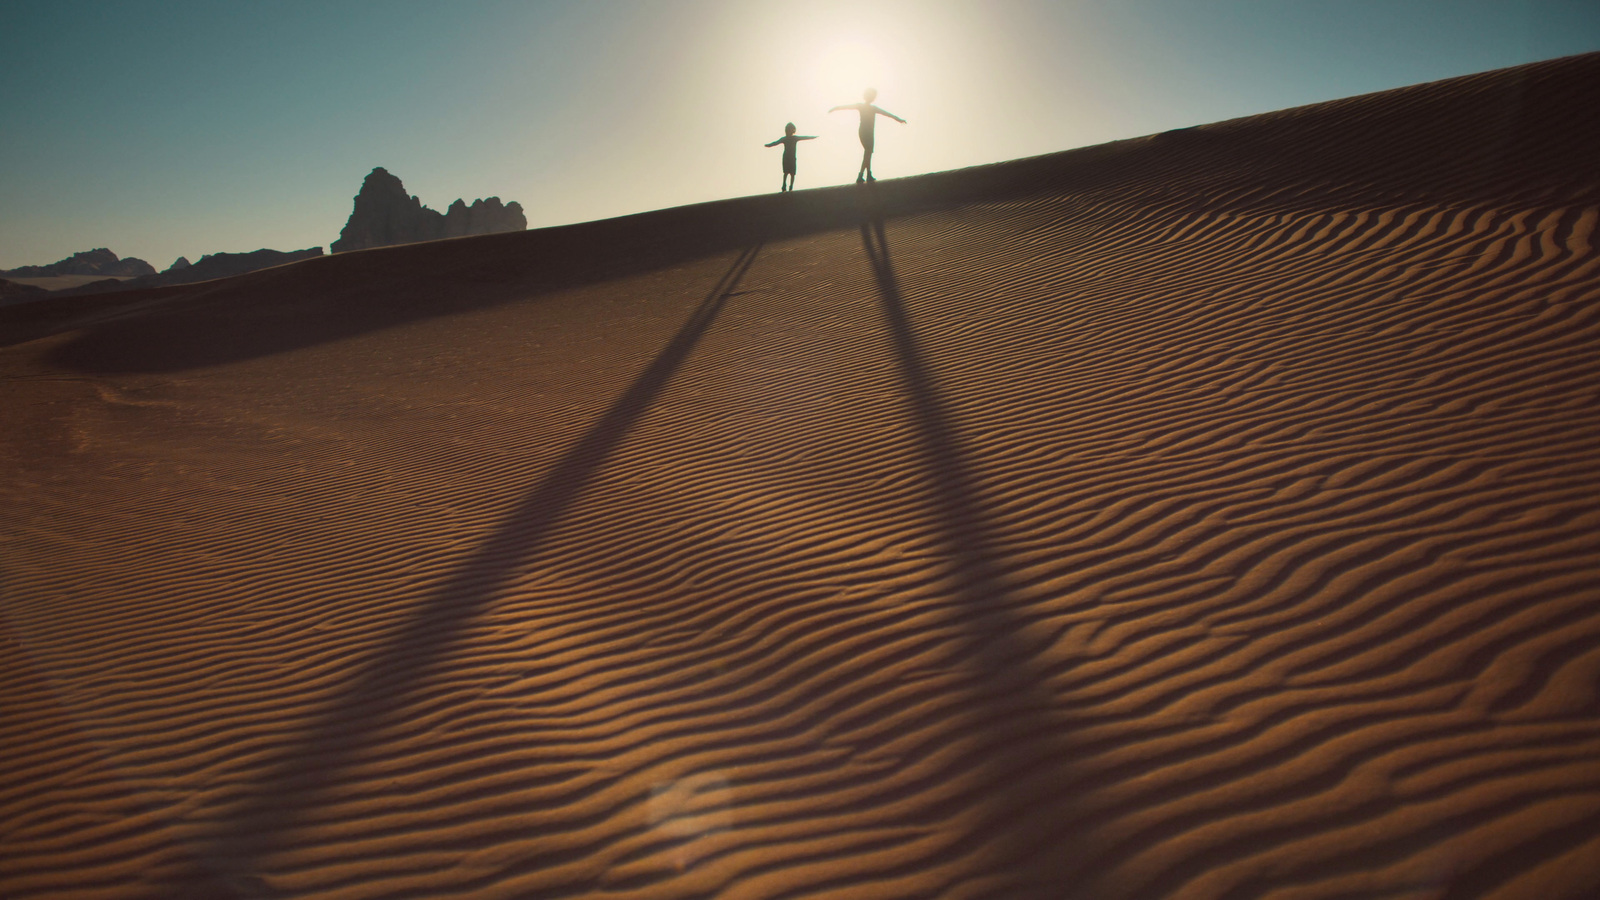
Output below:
[3,53,1599,899]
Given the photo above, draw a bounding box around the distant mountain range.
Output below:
[1,248,325,299]
[141,248,325,288]
[1,247,157,279]
[4,166,526,299]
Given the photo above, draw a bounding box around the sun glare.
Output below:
[711,1,1022,192]
[808,38,895,105]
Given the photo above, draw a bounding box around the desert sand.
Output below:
[3,274,138,294]
[3,53,1599,900]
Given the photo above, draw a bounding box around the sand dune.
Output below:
[2,275,138,294]
[3,53,1599,899]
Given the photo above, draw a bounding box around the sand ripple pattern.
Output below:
[3,53,1599,899]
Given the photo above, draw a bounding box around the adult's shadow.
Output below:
[858,213,1089,893]
[204,242,763,876]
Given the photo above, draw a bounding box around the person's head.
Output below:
[864,87,877,102]
[785,122,796,135]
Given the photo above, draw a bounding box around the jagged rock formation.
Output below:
[329,167,435,252]
[165,257,191,273]
[331,167,526,253]
[442,197,524,239]
[2,248,156,278]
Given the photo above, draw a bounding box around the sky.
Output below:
[2,0,1596,271]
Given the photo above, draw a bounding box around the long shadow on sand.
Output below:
[858,211,1088,893]
[203,243,763,877]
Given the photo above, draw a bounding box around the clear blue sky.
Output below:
[2,0,1595,271]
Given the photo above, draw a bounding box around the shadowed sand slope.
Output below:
[3,54,1599,900]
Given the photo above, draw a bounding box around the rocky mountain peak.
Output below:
[330,167,526,253]
[2,247,156,279]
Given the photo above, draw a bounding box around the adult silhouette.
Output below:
[830,88,905,183]
[764,122,818,192]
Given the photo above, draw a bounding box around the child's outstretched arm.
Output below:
[798,135,818,141]
[764,138,783,147]
[875,105,906,124]
[828,104,856,114]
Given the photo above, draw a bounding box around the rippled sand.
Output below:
[3,52,1598,900]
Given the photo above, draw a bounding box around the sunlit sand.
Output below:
[3,53,1598,899]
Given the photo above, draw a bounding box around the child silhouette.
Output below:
[764,123,817,192]
[829,88,905,183]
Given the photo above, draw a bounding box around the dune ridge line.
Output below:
[2,52,1599,900]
